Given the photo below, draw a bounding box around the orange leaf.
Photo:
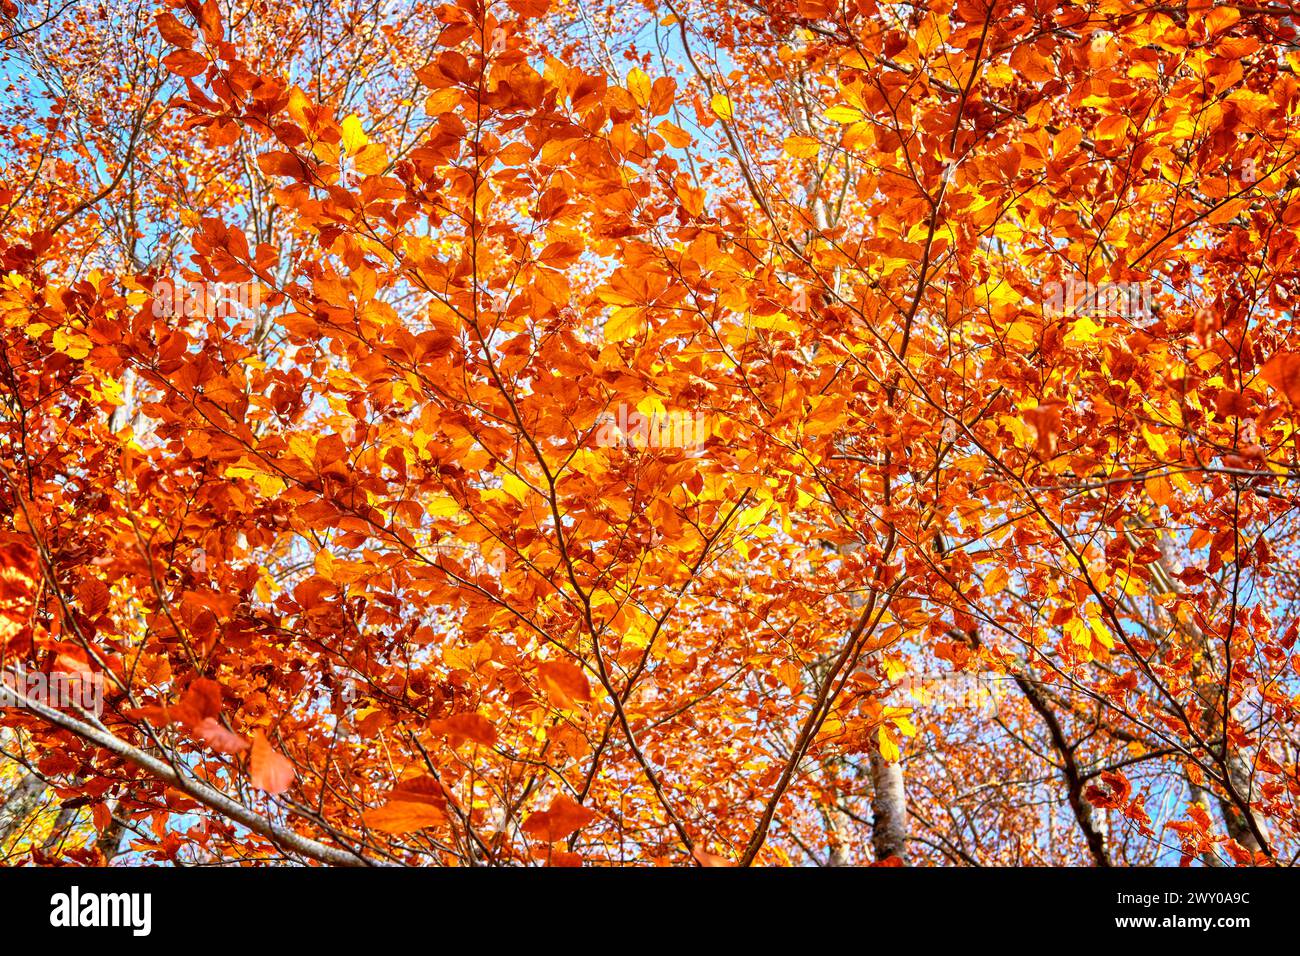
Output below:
[173,677,223,729]
[363,776,449,835]
[428,712,497,747]
[363,802,446,834]
[547,849,584,867]
[538,659,591,708]
[154,12,195,47]
[162,48,207,78]
[522,794,595,842]
[122,705,170,725]
[1260,351,1300,404]
[249,731,296,794]
[1022,402,1064,459]
[649,76,676,116]
[692,847,734,866]
[257,150,312,180]
[193,717,249,754]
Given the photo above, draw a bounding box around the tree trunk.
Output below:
[39,804,78,854]
[1218,757,1267,855]
[1150,534,1271,855]
[0,772,46,847]
[1188,780,1224,867]
[95,802,128,863]
[869,749,909,864]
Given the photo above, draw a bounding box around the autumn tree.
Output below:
[2,0,1300,867]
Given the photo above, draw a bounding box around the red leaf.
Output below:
[197,0,222,43]
[74,577,110,618]
[257,150,312,180]
[0,532,38,604]
[162,49,208,78]
[173,677,223,729]
[154,12,196,47]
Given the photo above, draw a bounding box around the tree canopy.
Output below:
[2,0,1300,867]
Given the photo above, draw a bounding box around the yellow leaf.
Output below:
[51,329,91,360]
[500,472,530,503]
[340,114,368,154]
[983,566,1009,595]
[1066,314,1103,345]
[1053,125,1083,156]
[604,309,641,343]
[1087,613,1114,650]
[782,135,820,158]
[878,726,900,762]
[824,105,864,123]
[736,501,771,529]
[892,714,917,737]
[426,495,460,518]
[627,68,651,107]
[251,472,287,496]
[225,463,287,496]
[1142,425,1170,456]
[709,94,733,120]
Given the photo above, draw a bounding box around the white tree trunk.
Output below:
[869,750,909,864]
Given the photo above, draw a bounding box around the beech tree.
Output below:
[3,0,1300,866]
